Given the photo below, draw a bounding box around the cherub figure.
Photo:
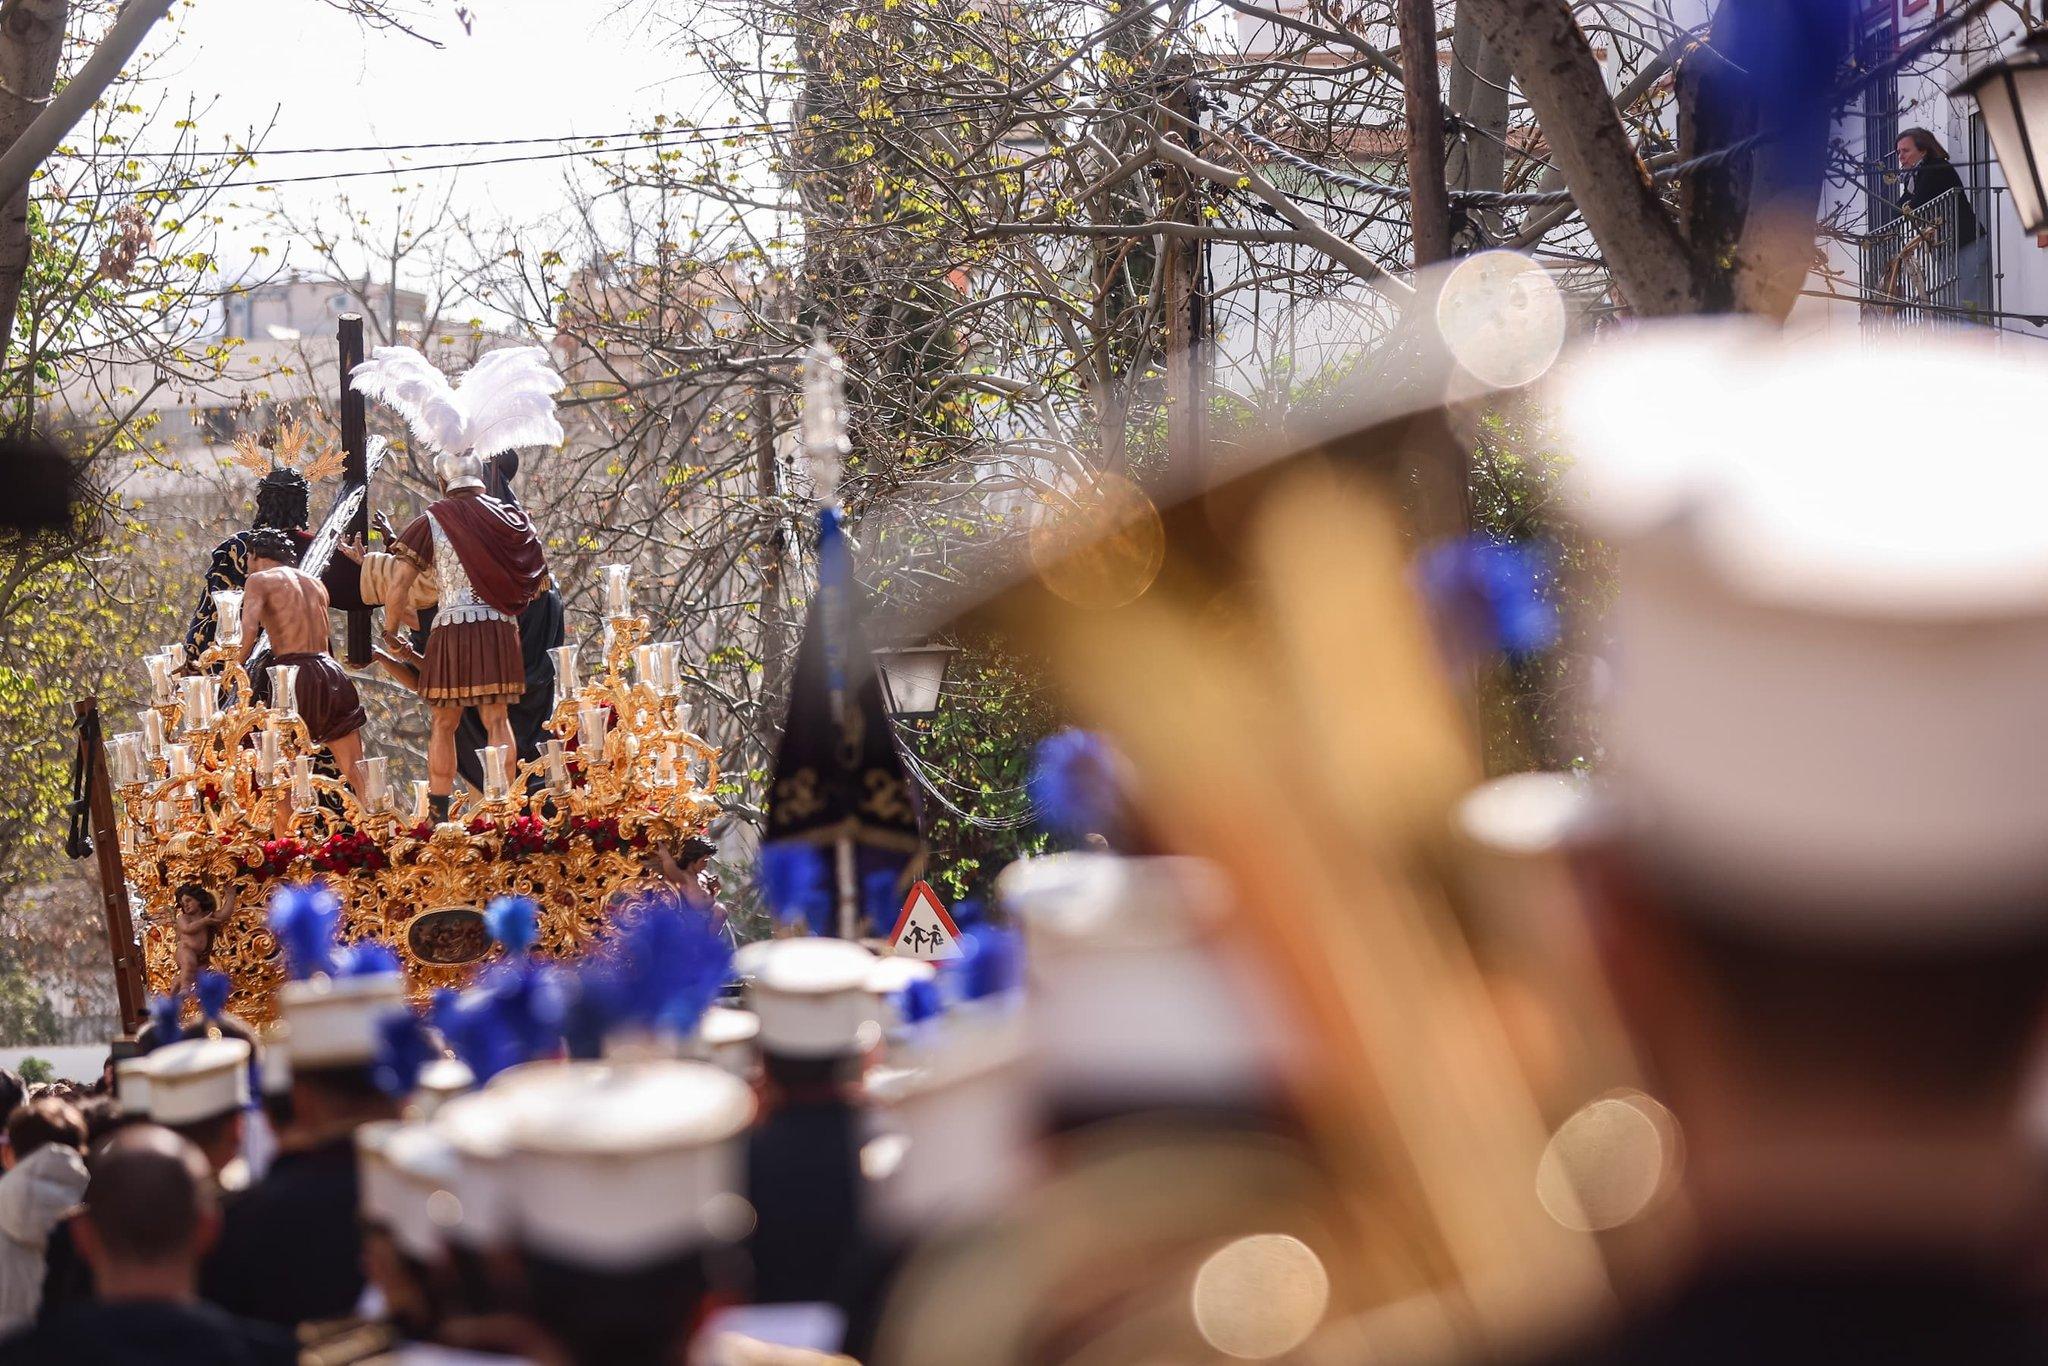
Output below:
[174,882,233,996]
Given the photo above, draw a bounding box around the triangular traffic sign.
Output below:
[888,881,964,960]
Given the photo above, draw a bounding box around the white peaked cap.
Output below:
[386,1123,464,1261]
[114,1057,154,1117]
[412,1056,475,1121]
[1552,323,2048,937]
[864,1015,1036,1234]
[746,939,884,1059]
[279,971,408,1068]
[694,1006,762,1077]
[432,1089,527,1251]
[999,853,1294,1105]
[866,957,938,1037]
[148,1037,251,1127]
[500,1060,756,1270]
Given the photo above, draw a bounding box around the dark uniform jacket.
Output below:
[202,1138,363,1329]
[1529,1258,2048,1365]
[745,1099,865,1304]
[0,1299,294,1366]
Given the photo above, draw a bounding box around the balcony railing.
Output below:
[1860,188,1992,330]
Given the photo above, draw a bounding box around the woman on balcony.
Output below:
[1897,128,1987,318]
[1897,128,1980,243]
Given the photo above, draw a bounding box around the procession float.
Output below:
[78,318,721,1024]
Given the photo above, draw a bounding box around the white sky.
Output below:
[139,0,720,300]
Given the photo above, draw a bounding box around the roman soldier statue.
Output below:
[346,346,562,821]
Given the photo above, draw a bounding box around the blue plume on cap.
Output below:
[559,967,624,1060]
[958,926,1023,1001]
[758,841,831,934]
[146,993,183,1045]
[898,975,944,1026]
[337,941,401,978]
[372,1008,436,1098]
[861,870,900,937]
[615,895,733,1035]
[195,970,231,1023]
[1028,730,1124,843]
[1415,536,1559,662]
[269,882,341,980]
[437,948,569,1085]
[486,895,539,957]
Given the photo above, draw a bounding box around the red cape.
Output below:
[418,493,547,616]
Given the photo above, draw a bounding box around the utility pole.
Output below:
[1159,57,1209,474]
[1397,0,1453,265]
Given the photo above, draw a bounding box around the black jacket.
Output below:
[202,1138,362,1328]
[0,1299,294,1366]
[745,1100,865,1304]
[1525,1258,2048,1365]
[1901,161,1980,245]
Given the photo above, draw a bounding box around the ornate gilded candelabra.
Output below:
[109,570,719,1021]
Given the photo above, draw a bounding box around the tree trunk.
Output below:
[1445,20,1510,245]
[1460,0,1703,315]
[0,0,66,376]
[1397,0,1452,265]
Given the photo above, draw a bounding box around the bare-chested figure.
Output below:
[173,881,233,996]
[235,527,368,797]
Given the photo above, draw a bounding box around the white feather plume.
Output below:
[349,345,566,457]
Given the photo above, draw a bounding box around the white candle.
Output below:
[140,708,165,757]
[655,641,683,696]
[258,724,282,784]
[655,742,677,787]
[412,780,432,825]
[154,799,174,828]
[601,563,632,619]
[212,590,244,649]
[145,652,176,704]
[166,744,193,779]
[577,706,608,762]
[269,664,299,719]
[292,755,315,812]
[481,746,509,800]
[541,738,568,789]
[549,644,579,709]
[633,645,657,688]
[362,755,388,810]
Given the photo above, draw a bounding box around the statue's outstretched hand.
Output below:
[337,535,366,565]
[373,511,399,545]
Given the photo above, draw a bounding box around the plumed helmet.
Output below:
[434,449,486,494]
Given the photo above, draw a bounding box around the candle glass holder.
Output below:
[212,590,245,650]
[480,746,510,801]
[269,665,300,720]
[601,563,632,619]
[540,738,569,790]
[362,755,389,811]
[256,724,282,787]
[108,733,144,787]
[549,644,579,710]
[577,706,609,764]
[292,755,316,813]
